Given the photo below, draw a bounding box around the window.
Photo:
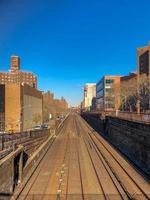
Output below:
[105,88,111,92]
[105,79,114,84]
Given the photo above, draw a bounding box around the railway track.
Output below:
[76,114,150,200]
[14,117,71,200]
[12,113,150,200]
[75,116,126,200]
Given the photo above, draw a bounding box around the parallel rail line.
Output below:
[77,114,150,199]
[11,113,150,200]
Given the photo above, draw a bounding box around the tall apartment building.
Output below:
[0,56,37,88]
[96,76,120,111]
[0,85,5,131]
[0,83,43,132]
[137,43,150,112]
[137,43,150,77]
[83,83,96,111]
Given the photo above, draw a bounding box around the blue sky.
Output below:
[0,0,150,106]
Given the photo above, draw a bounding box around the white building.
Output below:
[83,83,96,111]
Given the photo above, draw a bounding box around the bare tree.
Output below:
[120,77,137,112]
[120,74,149,112]
[138,74,150,112]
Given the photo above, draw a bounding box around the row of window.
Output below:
[0,78,36,82]
[0,76,34,79]
[0,80,35,86]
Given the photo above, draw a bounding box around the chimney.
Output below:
[10,55,20,72]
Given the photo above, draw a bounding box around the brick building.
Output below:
[0,83,43,132]
[43,91,55,122]
[137,43,150,77]
[43,91,68,122]
[137,43,150,112]
[0,85,5,131]
[120,72,137,82]
[57,97,68,110]
[0,56,37,88]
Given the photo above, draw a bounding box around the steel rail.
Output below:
[78,114,150,200]
[41,117,71,200]
[56,132,70,200]
[74,116,106,200]
[73,117,85,200]
[15,116,71,200]
[77,117,129,200]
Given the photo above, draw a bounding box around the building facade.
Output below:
[0,83,43,132]
[96,76,120,111]
[137,43,150,78]
[43,91,68,122]
[43,91,55,122]
[83,83,96,111]
[137,43,150,112]
[0,85,5,131]
[0,56,37,88]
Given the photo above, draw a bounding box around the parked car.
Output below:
[33,125,42,130]
[33,124,48,130]
[0,131,6,135]
[41,124,48,129]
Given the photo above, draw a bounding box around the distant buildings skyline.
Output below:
[0,41,150,109]
[1,0,150,106]
[82,42,150,113]
[0,55,69,132]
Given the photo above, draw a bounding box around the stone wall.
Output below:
[82,113,150,177]
[105,117,150,177]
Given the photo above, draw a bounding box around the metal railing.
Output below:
[0,129,50,152]
[105,111,150,124]
[82,110,150,124]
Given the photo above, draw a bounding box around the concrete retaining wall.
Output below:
[0,158,14,194]
[0,146,23,195]
[10,134,55,199]
[0,132,53,196]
